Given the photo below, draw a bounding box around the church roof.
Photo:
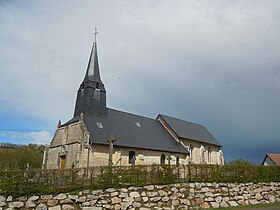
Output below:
[63,109,188,154]
[158,114,222,146]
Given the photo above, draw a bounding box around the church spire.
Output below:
[82,28,105,91]
[74,29,107,117]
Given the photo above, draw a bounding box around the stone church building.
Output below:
[43,35,224,170]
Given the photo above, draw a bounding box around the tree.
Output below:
[228,159,253,166]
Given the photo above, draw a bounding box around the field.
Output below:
[0,144,45,170]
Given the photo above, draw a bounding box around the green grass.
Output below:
[209,202,280,209]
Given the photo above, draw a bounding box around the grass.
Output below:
[209,202,280,209]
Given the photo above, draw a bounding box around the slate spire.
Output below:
[74,29,107,117]
[82,28,105,91]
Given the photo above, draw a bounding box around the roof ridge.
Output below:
[108,107,156,120]
[159,114,205,128]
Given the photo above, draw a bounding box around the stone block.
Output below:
[53,193,67,200]
[180,199,190,205]
[205,192,214,197]
[172,199,180,206]
[111,197,121,204]
[132,202,141,208]
[114,204,121,210]
[77,196,87,203]
[36,203,48,210]
[28,195,39,201]
[200,202,210,209]
[26,200,36,208]
[60,198,74,204]
[9,202,24,209]
[6,196,13,202]
[130,192,140,198]
[0,196,5,202]
[249,199,259,205]
[87,195,99,201]
[146,191,158,197]
[62,204,75,210]
[210,202,219,208]
[68,195,78,201]
[0,202,6,207]
[145,202,157,207]
[150,197,161,202]
[201,187,209,193]
[47,200,59,207]
[110,192,119,197]
[220,201,228,208]
[158,190,168,197]
[228,201,238,207]
[214,196,222,203]
[120,202,130,209]
[205,197,214,202]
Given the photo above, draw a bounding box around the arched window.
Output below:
[160,154,165,165]
[129,151,135,165]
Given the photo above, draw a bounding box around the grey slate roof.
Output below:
[63,109,188,154]
[158,114,221,146]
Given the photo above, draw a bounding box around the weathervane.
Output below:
[94,27,98,42]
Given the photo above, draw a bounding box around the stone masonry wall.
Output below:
[0,182,279,210]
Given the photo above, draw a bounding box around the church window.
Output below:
[96,123,103,128]
[96,82,100,89]
[176,156,180,165]
[129,151,135,165]
[160,154,165,165]
[135,122,141,127]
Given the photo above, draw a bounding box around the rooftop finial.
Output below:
[94,27,98,42]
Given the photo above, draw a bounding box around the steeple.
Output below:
[74,29,107,117]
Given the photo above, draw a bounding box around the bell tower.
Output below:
[74,29,107,117]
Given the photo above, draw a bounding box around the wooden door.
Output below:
[60,155,66,173]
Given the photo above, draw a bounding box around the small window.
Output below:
[176,156,180,165]
[96,82,100,89]
[96,123,103,128]
[160,154,165,165]
[135,122,141,127]
[129,151,135,165]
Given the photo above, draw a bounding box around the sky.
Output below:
[0,0,279,164]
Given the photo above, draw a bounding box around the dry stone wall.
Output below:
[0,182,279,210]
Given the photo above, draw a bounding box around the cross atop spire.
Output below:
[94,27,98,43]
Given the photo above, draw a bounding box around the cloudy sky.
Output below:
[0,0,279,163]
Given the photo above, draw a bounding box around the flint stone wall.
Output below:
[0,182,279,210]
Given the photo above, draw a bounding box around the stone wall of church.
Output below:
[76,144,189,168]
[45,143,82,169]
[44,121,87,170]
[180,139,224,165]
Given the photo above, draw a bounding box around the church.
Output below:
[43,33,224,171]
